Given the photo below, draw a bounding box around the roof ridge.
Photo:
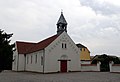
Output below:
[16,41,36,44]
[26,34,58,54]
[37,34,58,44]
[76,43,87,48]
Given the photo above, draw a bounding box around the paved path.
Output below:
[0,71,120,82]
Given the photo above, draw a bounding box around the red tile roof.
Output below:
[16,34,58,54]
[16,41,36,54]
[27,35,58,53]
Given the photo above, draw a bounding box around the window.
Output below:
[27,56,29,64]
[65,44,67,48]
[80,48,82,51]
[35,55,37,64]
[31,55,32,64]
[41,56,43,65]
[62,43,67,49]
[62,43,64,48]
[84,48,85,51]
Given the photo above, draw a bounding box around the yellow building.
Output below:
[76,43,90,60]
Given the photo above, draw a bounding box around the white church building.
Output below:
[12,12,81,73]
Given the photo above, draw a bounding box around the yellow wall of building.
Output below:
[80,48,90,60]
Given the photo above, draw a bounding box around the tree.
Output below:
[91,54,120,71]
[0,29,15,71]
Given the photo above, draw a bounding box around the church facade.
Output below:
[12,12,81,73]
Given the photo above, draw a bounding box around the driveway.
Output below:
[0,71,120,82]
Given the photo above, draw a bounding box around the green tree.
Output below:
[0,29,15,71]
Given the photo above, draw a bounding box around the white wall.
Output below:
[13,44,44,72]
[81,61,91,64]
[25,50,43,72]
[12,43,25,71]
[112,65,120,72]
[12,53,25,71]
[44,32,80,73]
[12,50,18,71]
[81,62,100,71]
[81,65,99,71]
[18,54,25,71]
[81,65,97,71]
[110,62,120,72]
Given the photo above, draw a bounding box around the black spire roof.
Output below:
[57,12,67,25]
[56,12,67,35]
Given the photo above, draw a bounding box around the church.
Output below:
[12,12,81,73]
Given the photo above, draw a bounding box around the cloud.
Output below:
[79,0,120,15]
[0,0,120,56]
[69,6,120,55]
[0,0,83,43]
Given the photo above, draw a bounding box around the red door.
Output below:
[60,60,67,72]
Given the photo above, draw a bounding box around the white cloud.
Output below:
[0,0,120,56]
[79,0,120,15]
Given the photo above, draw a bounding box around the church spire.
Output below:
[57,11,67,35]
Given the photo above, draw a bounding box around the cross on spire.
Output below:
[61,9,63,14]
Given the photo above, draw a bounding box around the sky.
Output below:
[0,0,120,56]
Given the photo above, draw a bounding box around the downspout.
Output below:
[43,49,45,73]
[17,53,19,71]
[24,54,26,71]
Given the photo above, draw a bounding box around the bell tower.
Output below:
[57,12,67,35]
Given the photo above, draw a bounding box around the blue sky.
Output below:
[0,0,120,56]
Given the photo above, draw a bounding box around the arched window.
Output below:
[60,55,68,60]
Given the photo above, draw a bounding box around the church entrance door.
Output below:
[60,60,67,72]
